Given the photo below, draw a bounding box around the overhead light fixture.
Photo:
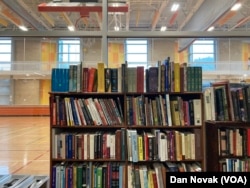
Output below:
[68,25,75,31]
[114,26,120,31]
[207,26,214,31]
[19,25,28,31]
[231,3,242,11]
[171,3,179,12]
[160,26,167,31]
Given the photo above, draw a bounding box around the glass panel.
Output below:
[126,45,147,53]
[0,54,12,62]
[193,45,214,53]
[0,44,11,52]
[127,54,147,62]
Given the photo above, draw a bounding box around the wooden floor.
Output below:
[0,116,50,176]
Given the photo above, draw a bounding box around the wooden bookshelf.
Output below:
[49,62,205,187]
[205,121,250,172]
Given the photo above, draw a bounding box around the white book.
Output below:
[193,99,202,125]
[110,134,116,159]
[87,98,102,125]
[165,93,172,126]
[89,133,95,159]
[83,133,88,160]
[204,87,216,121]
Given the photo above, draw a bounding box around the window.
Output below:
[0,39,12,105]
[58,39,81,68]
[0,39,12,70]
[125,39,148,68]
[189,39,216,71]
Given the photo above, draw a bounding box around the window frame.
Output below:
[57,38,81,68]
[189,39,216,71]
[125,39,148,68]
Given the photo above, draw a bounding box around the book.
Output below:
[104,68,111,92]
[97,62,105,92]
[127,67,137,92]
[137,66,145,92]
[193,99,202,126]
[87,67,97,92]
[147,67,158,92]
[110,68,118,92]
[174,62,180,92]
[212,80,234,121]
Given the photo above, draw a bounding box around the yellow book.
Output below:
[137,135,144,161]
[174,62,180,92]
[97,62,105,92]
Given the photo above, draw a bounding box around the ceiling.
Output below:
[0,0,250,33]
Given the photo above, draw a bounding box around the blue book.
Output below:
[119,164,124,188]
[51,68,58,92]
[164,57,170,92]
[62,68,69,92]
[69,97,79,126]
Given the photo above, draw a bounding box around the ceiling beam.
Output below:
[151,0,168,31]
[41,12,55,27]
[229,15,250,31]
[125,2,130,31]
[179,0,205,30]
[168,11,179,26]
[0,17,8,27]
[216,10,237,26]
[17,0,51,30]
[95,12,102,29]
[178,0,238,52]
[0,6,22,27]
[2,0,47,30]
[61,12,74,27]
[38,2,129,13]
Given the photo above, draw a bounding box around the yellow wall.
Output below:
[108,43,125,68]
[40,41,57,105]
[242,43,250,69]
[174,41,188,64]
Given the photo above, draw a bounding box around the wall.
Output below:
[5,37,250,107]
[14,79,40,105]
[217,39,247,71]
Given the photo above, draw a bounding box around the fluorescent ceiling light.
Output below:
[68,25,75,31]
[207,26,214,31]
[19,25,28,31]
[114,26,120,31]
[160,26,167,31]
[231,3,242,11]
[171,3,179,12]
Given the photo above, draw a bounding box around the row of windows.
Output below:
[0,38,216,70]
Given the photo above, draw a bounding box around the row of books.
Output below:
[127,129,201,162]
[52,96,124,126]
[52,129,126,160]
[127,162,202,188]
[51,60,203,93]
[52,128,201,162]
[52,162,124,188]
[219,158,250,172]
[218,128,250,157]
[165,162,202,172]
[204,81,250,122]
[126,94,202,127]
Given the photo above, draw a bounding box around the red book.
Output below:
[137,66,144,92]
[247,129,250,156]
[87,68,97,92]
[115,130,121,160]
